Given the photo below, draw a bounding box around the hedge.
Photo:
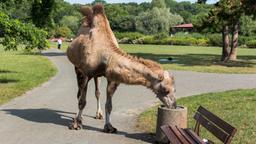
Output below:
[246,40,256,48]
[115,32,254,48]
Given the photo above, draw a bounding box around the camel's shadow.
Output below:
[2,108,155,143]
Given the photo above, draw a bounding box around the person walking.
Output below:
[57,38,62,49]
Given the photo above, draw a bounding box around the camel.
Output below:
[67,6,120,123]
[67,4,176,133]
[67,6,103,121]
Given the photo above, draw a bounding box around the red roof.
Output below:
[173,23,193,28]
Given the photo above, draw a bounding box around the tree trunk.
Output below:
[229,21,239,61]
[221,25,229,61]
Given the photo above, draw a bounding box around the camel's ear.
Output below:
[92,4,105,15]
[80,6,93,26]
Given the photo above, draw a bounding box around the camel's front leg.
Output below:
[69,69,90,130]
[94,77,103,119]
[103,81,119,133]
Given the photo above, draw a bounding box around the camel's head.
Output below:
[153,71,176,109]
[80,6,93,27]
[92,4,109,28]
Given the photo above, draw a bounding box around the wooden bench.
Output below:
[161,106,237,144]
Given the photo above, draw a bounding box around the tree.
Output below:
[240,15,256,36]
[60,15,79,35]
[197,0,207,4]
[54,26,72,38]
[0,0,32,21]
[135,7,183,34]
[202,0,256,61]
[31,0,55,28]
[151,0,166,8]
[0,12,48,50]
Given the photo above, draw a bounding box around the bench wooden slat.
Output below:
[194,112,229,143]
[161,125,182,144]
[197,106,236,134]
[176,127,197,144]
[184,128,205,144]
[171,126,190,144]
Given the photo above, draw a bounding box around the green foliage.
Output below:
[197,0,207,4]
[141,36,158,44]
[207,33,223,47]
[151,0,166,8]
[0,0,32,21]
[240,15,256,36]
[153,32,169,40]
[114,32,144,40]
[105,4,135,32]
[60,15,79,35]
[54,26,72,38]
[135,7,183,34]
[31,0,55,28]
[163,37,208,46]
[0,12,48,50]
[246,40,256,48]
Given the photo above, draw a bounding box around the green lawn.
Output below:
[59,42,256,74]
[121,44,256,74]
[0,47,57,105]
[137,89,256,144]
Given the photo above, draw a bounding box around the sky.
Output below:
[65,0,218,4]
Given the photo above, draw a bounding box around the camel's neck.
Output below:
[106,53,163,88]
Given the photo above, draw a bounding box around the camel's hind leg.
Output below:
[69,67,90,130]
[103,81,119,133]
[94,77,103,119]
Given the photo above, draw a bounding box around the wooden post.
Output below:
[156,105,187,143]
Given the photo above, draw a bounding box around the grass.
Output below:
[121,44,256,74]
[0,46,57,105]
[58,42,256,74]
[137,89,256,144]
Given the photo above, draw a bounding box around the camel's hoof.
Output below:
[68,118,82,130]
[103,123,117,133]
[95,112,103,120]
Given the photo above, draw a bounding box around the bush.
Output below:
[196,38,209,46]
[239,36,256,46]
[246,40,256,48]
[0,12,48,50]
[114,32,144,40]
[161,36,208,46]
[153,32,169,40]
[54,26,73,38]
[141,36,158,44]
[207,33,222,46]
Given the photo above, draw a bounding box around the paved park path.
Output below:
[0,49,255,144]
